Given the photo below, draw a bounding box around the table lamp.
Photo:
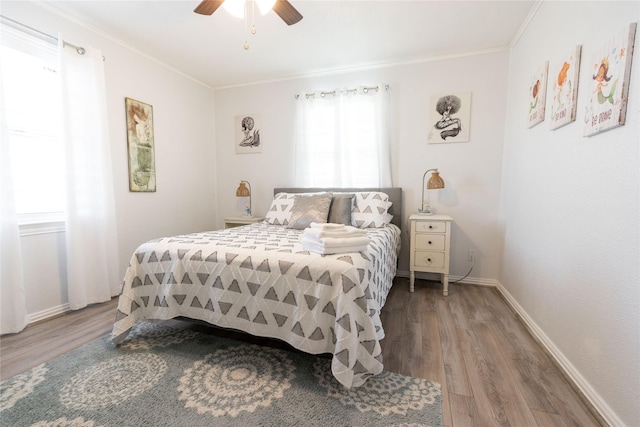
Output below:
[419,169,444,215]
[236,180,252,217]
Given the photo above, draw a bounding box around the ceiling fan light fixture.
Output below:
[256,0,276,15]
[195,0,302,26]
[223,0,246,19]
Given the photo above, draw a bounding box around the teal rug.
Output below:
[1,322,442,426]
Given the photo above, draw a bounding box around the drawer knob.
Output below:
[427,258,432,262]
[429,225,434,229]
[428,241,432,245]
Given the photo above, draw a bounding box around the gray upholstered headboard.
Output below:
[273,187,403,230]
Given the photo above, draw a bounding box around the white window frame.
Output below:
[293,86,392,188]
[1,20,66,235]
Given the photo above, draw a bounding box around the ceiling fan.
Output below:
[194,0,303,26]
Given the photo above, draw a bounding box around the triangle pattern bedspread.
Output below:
[112,222,401,388]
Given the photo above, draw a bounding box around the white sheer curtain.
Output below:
[59,37,120,310]
[294,85,392,187]
[0,67,28,335]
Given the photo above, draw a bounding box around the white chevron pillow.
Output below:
[264,192,296,226]
[351,192,393,228]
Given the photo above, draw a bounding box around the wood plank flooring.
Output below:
[0,278,603,427]
[0,298,117,381]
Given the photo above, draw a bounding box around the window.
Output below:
[294,86,392,188]
[1,24,65,223]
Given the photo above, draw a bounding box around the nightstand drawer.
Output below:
[414,251,445,268]
[415,234,445,251]
[415,221,447,233]
[409,214,452,296]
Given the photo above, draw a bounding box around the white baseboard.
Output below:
[494,282,623,427]
[27,303,70,325]
[395,269,497,287]
[396,270,622,425]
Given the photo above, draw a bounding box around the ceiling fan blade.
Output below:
[194,0,224,15]
[272,0,303,25]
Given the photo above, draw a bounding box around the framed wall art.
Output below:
[427,92,471,143]
[550,45,582,130]
[527,61,548,128]
[584,22,637,137]
[125,97,156,192]
[235,114,262,153]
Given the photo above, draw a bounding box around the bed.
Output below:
[112,187,402,388]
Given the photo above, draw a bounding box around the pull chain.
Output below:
[243,0,257,50]
[243,1,248,50]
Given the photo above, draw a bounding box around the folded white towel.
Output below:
[303,226,366,239]
[309,222,346,230]
[301,235,370,249]
[302,239,369,255]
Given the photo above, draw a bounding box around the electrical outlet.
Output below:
[467,250,475,262]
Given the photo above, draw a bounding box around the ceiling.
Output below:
[45,0,537,88]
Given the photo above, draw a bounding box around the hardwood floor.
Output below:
[381,279,603,427]
[0,279,603,427]
[0,298,117,381]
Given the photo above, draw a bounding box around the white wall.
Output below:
[6,1,638,425]
[500,2,639,426]
[214,51,509,280]
[3,1,217,316]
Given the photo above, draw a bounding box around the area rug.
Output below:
[0,322,442,427]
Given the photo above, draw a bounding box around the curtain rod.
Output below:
[1,15,86,55]
[295,84,390,100]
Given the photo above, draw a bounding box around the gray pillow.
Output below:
[328,193,354,225]
[286,193,333,230]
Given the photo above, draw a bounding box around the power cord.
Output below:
[450,253,474,284]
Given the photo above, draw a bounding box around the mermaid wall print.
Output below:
[427,92,471,143]
[235,114,263,153]
[125,97,156,192]
[527,61,548,128]
[584,22,637,137]
[550,46,582,130]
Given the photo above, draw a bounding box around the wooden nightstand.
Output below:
[224,216,264,229]
[409,214,452,296]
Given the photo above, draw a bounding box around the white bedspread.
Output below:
[112,222,401,388]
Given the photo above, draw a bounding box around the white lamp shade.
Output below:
[223,0,245,18]
[256,0,276,15]
[224,0,276,18]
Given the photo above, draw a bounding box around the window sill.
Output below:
[18,213,65,236]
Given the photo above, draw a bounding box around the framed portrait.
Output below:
[584,22,637,137]
[527,61,548,128]
[550,45,582,130]
[235,114,262,153]
[427,92,471,143]
[125,97,156,192]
